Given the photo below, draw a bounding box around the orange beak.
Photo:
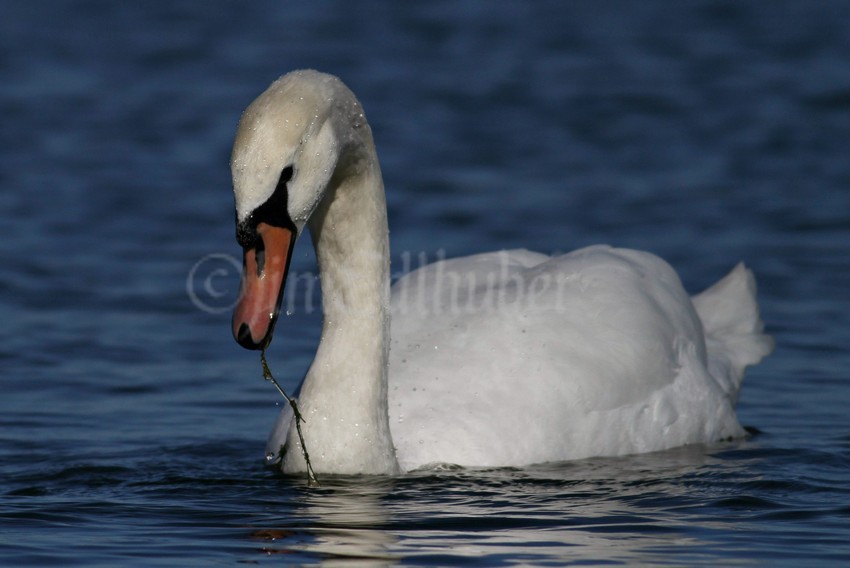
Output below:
[232,222,295,350]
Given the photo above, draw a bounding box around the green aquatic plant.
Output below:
[260,349,319,487]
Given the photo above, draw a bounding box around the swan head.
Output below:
[230,70,357,349]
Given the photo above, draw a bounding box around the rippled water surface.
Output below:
[2,1,849,565]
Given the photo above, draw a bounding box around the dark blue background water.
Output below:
[2,1,848,565]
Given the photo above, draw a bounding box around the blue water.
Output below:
[2,0,849,565]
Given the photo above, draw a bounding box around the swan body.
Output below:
[231,70,773,475]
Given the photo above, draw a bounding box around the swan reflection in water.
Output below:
[251,442,751,564]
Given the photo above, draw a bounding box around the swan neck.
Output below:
[290,127,397,475]
[311,141,389,328]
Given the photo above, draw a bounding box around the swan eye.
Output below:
[257,165,296,228]
[279,166,293,185]
[235,165,296,247]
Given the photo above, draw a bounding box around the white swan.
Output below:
[230,70,773,475]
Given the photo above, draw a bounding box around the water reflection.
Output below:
[255,476,399,564]
[253,443,758,565]
[388,448,725,565]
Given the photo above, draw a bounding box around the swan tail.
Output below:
[691,263,774,404]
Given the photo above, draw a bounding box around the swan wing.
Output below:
[388,246,736,469]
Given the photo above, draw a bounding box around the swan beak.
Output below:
[232,222,295,350]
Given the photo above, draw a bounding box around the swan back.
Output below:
[385,246,772,470]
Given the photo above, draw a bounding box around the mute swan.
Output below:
[230,70,773,475]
